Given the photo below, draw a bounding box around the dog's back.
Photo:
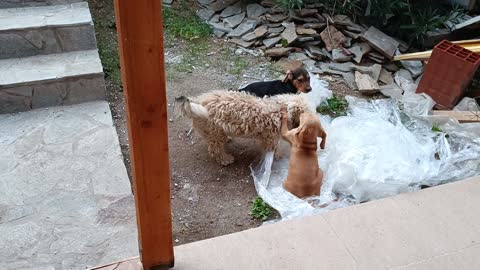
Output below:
[239,80,297,98]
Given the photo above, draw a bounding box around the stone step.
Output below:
[0,0,84,9]
[0,2,96,59]
[0,50,106,114]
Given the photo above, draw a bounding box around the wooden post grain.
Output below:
[113,1,174,269]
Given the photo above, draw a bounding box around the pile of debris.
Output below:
[196,0,420,97]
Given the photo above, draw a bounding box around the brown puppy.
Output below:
[280,108,326,198]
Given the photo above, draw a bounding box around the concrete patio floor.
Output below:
[0,101,138,269]
[92,176,480,270]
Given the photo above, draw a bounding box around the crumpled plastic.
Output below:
[252,75,480,220]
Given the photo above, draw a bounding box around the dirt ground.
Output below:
[90,0,358,245]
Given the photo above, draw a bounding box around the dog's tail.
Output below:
[175,96,209,119]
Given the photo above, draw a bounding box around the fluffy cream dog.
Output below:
[176,90,310,165]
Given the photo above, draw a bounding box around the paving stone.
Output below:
[320,25,346,51]
[220,3,242,18]
[266,32,280,38]
[362,26,399,59]
[380,83,404,99]
[304,45,325,60]
[213,29,226,38]
[355,71,380,94]
[0,2,91,31]
[210,14,220,23]
[333,14,354,26]
[276,58,303,72]
[246,3,266,18]
[266,13,289,23]
[296,27,318,36]
[319,62,356,89]
[198,0,215,5]
[281,22,298,45]
[304,40,322,46]
[289,10,319,23]
[383,62,401,72]
[223,12,245,28]
[227,19,257,37]
[288,52,309,62]
[254,25,268,37]
[209,22,232,33]
[0,50,105,113]
[344,37,352,47]
[297,8,318,17]
[230,38,254,48]
[332,48,353,63]
[209,0,238,12]
[268,26,285,33]
[347,42,372,63]
[0,50,102,87]
[265,47,292,57]
[298,37,315,42]
[367,51,386,63]
[196,9,215,21]
[0,101,137,269]
[267,23,283,28]
[379,68,394,85]
[303,22,326,29]
[302,59,322,73]
[262,36,282,48]
[0,24,96,60]
[240,32,258,42]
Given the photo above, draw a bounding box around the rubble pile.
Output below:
[196,0,423,96]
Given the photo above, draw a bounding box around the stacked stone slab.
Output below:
[0,1,106,114]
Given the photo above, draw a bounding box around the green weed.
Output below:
[162,2,212,41]
[276,0,304,10]
[229,55,249,76]
[317,94,348,117]
[250,197,272,221]
[431,124,443,133]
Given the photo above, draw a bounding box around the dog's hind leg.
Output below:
[193,121,234,166]
[207,130,234,166]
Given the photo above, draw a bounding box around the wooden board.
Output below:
[113,1,174,269]
[432,110,480,123]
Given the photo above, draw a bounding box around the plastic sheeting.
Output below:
[252,75,480,220]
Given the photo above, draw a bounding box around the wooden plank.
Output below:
[394,43,480,61]
[113,1,174,269]
[432,110,480,123]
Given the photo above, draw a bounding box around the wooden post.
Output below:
[113,1,174,269]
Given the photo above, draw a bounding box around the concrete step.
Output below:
[0,50,106,114]
[0,101,137,269]
[0,0,84,9]
[0,2,96,59]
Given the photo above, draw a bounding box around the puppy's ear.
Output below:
[282,70,293,83]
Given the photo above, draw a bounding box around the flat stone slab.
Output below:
[0,101,138,269]
[0,2,92,31]
[362,26,399,59]
[223,12,245,28]
[0,50,103,87]
[196,9,215,21]
[0,23,97,59]
[97,176,480,270]
[227,19,257,37]
[246,3,266,18]
[219,3,242,18]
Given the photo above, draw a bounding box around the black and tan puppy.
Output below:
[239,67,312,97]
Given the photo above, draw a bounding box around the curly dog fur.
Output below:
[176,90,310,165]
